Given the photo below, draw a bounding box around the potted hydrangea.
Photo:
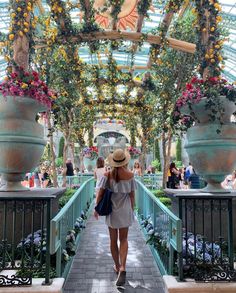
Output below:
[0,67,56,191]
[82,146,98,171]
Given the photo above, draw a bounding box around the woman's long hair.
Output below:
[96,157,105,168]
[111,167,120,183]
[111,164,128,182]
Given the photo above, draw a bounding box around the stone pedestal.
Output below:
[165,189,236,248]
[0,188,66,244]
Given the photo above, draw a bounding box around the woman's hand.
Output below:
[94,209,99,220]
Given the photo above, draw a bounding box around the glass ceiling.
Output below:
[0,0,236,82]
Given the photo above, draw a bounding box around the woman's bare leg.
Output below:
[118,227,129,272]
[108,227,120,271]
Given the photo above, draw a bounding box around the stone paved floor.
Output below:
[63,214,165,293]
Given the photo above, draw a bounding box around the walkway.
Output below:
[63,214,166,293]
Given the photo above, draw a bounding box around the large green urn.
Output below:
[0,95,46,191]
[83,157,96,172]
[183,96,236,192]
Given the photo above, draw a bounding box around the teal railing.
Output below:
[50,177,95,278]
[57,174,94,188]
[135,179,182,276]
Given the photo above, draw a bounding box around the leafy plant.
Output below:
[55,157,63,167]
[59,189,75,209]
[151,159,161,171]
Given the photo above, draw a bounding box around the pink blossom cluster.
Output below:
[127,146,141,156]
[175,76,235,112]
[0,70,57,108]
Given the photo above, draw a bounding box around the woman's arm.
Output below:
[129,191,135,210]
[96,188,105,205]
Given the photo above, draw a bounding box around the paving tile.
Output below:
[63,214,165,293]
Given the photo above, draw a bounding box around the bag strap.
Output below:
[107,171,111,189]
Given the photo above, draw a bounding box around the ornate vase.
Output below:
[182,96,236,192]
[83,157,96,172]
[0,95,46,191]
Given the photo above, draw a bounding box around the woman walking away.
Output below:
[94,157,106,199]
[94,149,136,287]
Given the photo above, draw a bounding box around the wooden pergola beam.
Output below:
[36,30,196,54]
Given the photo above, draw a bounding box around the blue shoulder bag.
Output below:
[95,173,112,216]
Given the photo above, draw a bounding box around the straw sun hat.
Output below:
[108,149,130,167]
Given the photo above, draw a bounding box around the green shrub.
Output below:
[176,138,182,162]
[152,189,165,197]
[55,157,63,167]
[151,159,161,171]
[175,160,183,168]
[159,197,171,207]
[59,189,75,209]
[58,137,65,158]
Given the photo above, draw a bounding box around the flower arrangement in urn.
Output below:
[82,146,98,160]
[0,67,57,108]
[174,76,236,131]
[127,146,141,158]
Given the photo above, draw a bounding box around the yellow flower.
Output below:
[9,34,15,40]
[210,59,215,63]
[23,28,29,33]
[210,27,215,32]
[24,22,29,27]
[17,7,22,12]
[205,54,209,59]
[21,83,28,89]
[27,6,32,11]
[11,13,16,18]
[23,12,28,17]
[202,28,207,32]
[19,31,24,36]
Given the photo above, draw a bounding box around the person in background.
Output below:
[188,168,200,189]
[94,157,106,198]
[167,162,180,189]
[132,161,142,176]
[178,167,185,189]
[185,162,194,183]
[66,158,74,176]
[222,170,236,189]
[41,168,52,188]
[33,167,41,188]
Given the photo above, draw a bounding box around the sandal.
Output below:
[116,270,126,286]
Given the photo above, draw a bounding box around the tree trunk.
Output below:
[162,129,172,189]
[48,113,58,187]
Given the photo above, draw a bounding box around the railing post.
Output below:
[43,199,52,285]
[228,198,234,269]
[178,197,183,281]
